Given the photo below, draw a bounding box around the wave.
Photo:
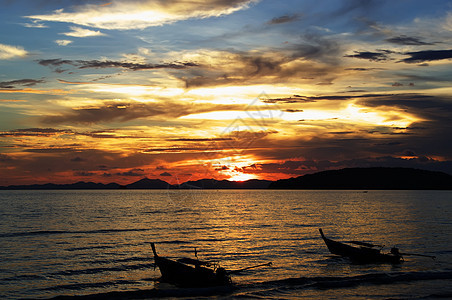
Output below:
[41,279,138,292]
[49,263,154,277]
[142,209,166,214]
[78,256,153,266]
[1,274,47,282]
[42,270,452,299]
[257,270,452,290]
[65,245,115,252]
[0,228,152,238]
[48,286,234,299]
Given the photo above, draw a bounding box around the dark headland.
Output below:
[1,168,451,190]
[268,167,452,190]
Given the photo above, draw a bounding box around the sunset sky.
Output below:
[1,0,452,185]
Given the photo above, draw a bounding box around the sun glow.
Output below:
[227,172,256,181]
[279,103,421,128]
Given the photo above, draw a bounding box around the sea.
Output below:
[0,189,451,299]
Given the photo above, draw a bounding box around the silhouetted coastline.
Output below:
[269,167,452,190]
[1,167,451,190]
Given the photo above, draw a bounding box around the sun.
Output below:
[228,172,256,181]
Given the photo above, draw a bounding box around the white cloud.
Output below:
[0,43,28,60]
[55,40,73,46]
[26,0,258,30]
[23,21,48,28]
[62,26,105,37]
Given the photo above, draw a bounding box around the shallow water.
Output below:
[0,189,451,299]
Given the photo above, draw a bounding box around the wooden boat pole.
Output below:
[151,242,158,257]
[228,262,272,274]
[319,228,326,239]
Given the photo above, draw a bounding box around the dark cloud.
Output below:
[344,50,393,61]
[262,93,388,104]
[241,92,452,175]
[244,156,452,176]
[160,172,172,176]
[267,14,301,25]
[0,147,162,185]
[144,147,204,153]
[263,95,318,104]
[78,60,198,70]
[0,128,73,137]
[74,171,95,176]
[70,156,84,162]
[24,148,76,153]
[38,59,75,67]
[402,150,417,156]
[400,49,452,63]
[385,35,435,46]
[181,34,343,88]
[115,168,145,176]
[183,55,339,88]
[0,128,154,141]
[0,154,13,162]
[357,93,452,115]
[79,130,152,139]
[395,73,450,83]
[169,138,233,142]
[40,101,242,124]
[290,33,342,63]
[328,131,355,135]
[142,130,275,156]
[345,67,385,71]
[0,79,45,89]
[356,93,452,158]
[38,58,198,71]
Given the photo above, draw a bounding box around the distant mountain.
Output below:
[0,177,272,190]
[1,168,451,190]
[268,167,452,190]
[174,178,272,189]
[0,181,122,190]
[125,178,170,189]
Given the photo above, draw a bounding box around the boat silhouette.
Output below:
[319,228,403,264]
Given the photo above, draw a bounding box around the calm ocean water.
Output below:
[0,189,451,299]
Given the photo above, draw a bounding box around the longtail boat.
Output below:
[151,243,272,288]
[151,243,231,287]
[319,228,403,264]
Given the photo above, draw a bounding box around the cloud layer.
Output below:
[1,0,452,185]
[27,0,258,29]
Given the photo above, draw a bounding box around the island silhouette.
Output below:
[1,168,451,190]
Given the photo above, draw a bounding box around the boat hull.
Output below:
[152,244,231,287]
[319,229,402,264]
